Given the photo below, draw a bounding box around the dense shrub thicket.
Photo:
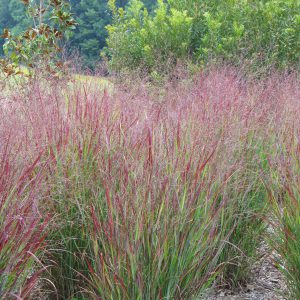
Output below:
[105,0,300,73]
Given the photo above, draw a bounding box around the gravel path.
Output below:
[205,243,287,300]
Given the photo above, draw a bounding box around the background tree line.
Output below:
[0,0,156,68]
[1,0,299,73]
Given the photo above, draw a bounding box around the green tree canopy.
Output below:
[1,0,157,66]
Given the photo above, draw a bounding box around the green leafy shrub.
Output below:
[195,0,300,69]
[104,0,193,74]
[105,0,300,73]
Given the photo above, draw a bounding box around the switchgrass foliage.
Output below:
[267,129,300,299]
[0,67,299,299]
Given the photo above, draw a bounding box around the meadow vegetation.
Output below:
[0,68,299,299]
[1,1,300,300]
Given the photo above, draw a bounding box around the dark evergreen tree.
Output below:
[68,0,156,68]
[69,0,111,68]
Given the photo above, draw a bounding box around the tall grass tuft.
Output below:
[0,140,48,299]
[1,67,299,299]
[267,132,300,299]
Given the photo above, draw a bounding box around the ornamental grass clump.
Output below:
[0,139,49,299]
[267,131,300,299]
[267,143,300,299]
[1,67,299,299]
[38,67,273,298]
